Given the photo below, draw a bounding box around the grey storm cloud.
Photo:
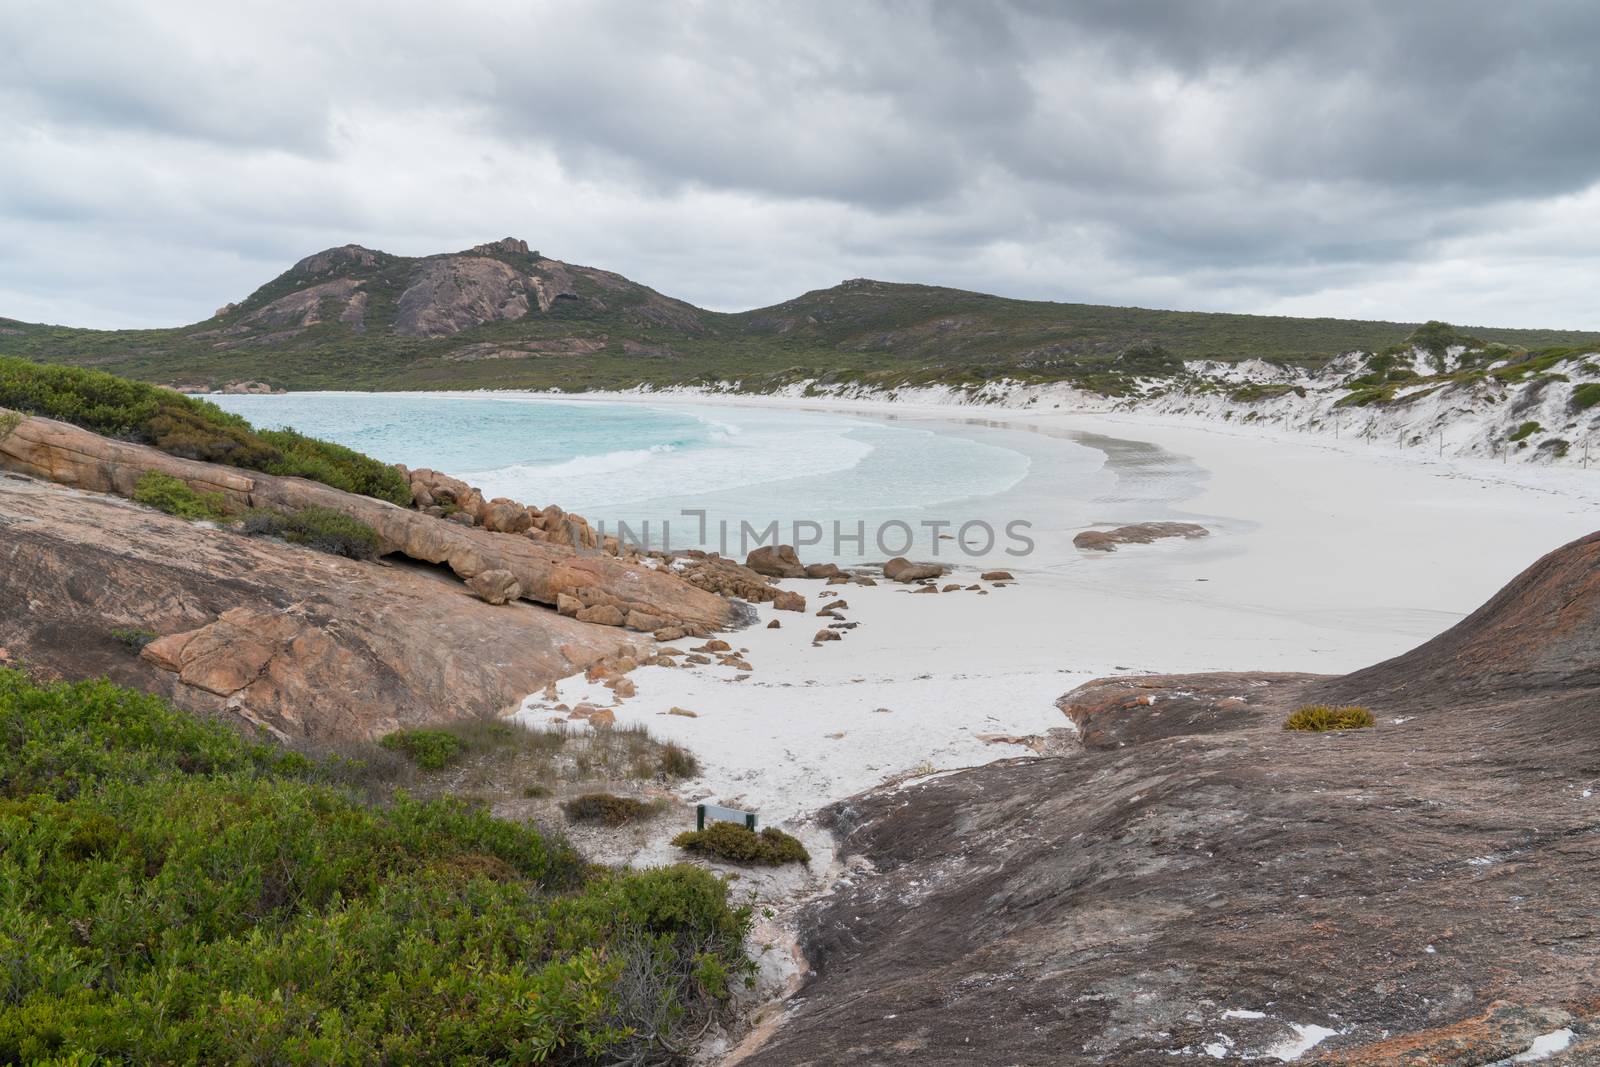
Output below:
[1,0,1598,330]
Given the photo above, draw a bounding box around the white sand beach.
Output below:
[519,393,1600,826]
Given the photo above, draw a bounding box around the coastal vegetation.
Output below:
[0,668,750,1063]
[562,792,668,826]
[672,822,811,866]
[358,720,701,807]
[1283,704,1376,731]
[378,726,465,770]
[0,356,410,504]
[108,627,159,654]
[130,470,228,521]
[240,504,382,560]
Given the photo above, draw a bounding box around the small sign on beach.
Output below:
[697,803,757,831]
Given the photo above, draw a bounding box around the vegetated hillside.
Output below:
[0,668,749,1063]
[5,238,1599,395]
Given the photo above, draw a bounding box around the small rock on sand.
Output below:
[767,619,781,628]
[1073,522,1209,552]
[981,570,1015,581]
[883,556,945,582]
[814,629,842,643]
[746,544,806,578]
[773,590,806,612]
[668,706,698,718]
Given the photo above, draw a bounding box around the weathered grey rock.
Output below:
[741,530,1600,1066]
[394,256,532,338]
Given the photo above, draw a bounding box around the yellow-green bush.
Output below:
[378,728,464,770]
[130,471,229,521]
[561,792,665,826]
[1284,704,1376,732]
[240,505,381,560]
[672,821,810,865]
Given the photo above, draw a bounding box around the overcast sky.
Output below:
[4,0,1599,330]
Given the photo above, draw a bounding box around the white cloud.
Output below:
[1,0,1598,330]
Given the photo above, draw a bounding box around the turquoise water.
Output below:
[208,392,1111,562]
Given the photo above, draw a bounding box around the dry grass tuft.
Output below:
[1284,704,1376,732]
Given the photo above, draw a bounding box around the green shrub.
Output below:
[1540,438,1571,458]
[130,470,229,521]
[0,670,297,800]
[0,409,20,440]
[257,426,411,504]
[672,821,810,865]
[660,741,699,779]
[0,356,411,505]
[561,792,664,826]
[1508,421,1542,442]
[0,667,752,1063]
[379,728,464,770]
[1337,384,1395,408]
[1572,383,1600,411]
[1284,704,1376,732]
[109,627,158,653]
[240,505,381,560]
[1229,382,1305,403]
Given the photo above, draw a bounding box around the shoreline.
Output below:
[490,384,1600,822]
[215,385,1600,824]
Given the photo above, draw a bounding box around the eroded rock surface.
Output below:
[743,531,1600,1065]
[0,413,735,636]
[0,474,642,741]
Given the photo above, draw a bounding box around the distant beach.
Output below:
[216,388,1600,824]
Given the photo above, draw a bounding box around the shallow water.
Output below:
[208,392,1194,565]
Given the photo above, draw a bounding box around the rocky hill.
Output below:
[737,531,1600,1065]
[5,239,1598,399]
